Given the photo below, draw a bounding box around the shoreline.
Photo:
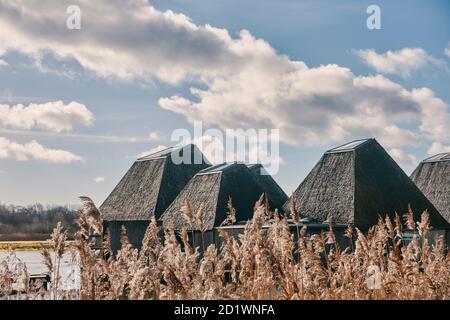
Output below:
[0,241,76,252]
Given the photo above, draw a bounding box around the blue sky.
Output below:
[0,0,449,206]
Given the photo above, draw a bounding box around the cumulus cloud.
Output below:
[1,1,449,152]
[93,176,105,183]
[0,137,83,163]
[159,71,449,148]
[190,134,285,168]
[445,43,450,58]
[148,131,165,141]
[0,101,94,132]
[377,125,419,148]
[0,48,7,66]
[389,148,418,168]
[427,142,450,156]
[353,48,443,78]
[0,0,254,84]
[137,134,284,173]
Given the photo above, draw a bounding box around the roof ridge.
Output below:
[326,138,374,154]
[137,144,202,162]
[198,162,243,174]
[422,152,450,163]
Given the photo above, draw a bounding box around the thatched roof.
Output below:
[410,153,450,223]
[247,164,288,210]
[100,144,210,221]
[284,138,450,229]
[159,163,266,230]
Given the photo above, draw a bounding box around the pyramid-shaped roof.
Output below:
[285,139,450,229]
[160,163,266,230]
[411,153,450,224]
[247,164,288,210]
[100,144,210,221]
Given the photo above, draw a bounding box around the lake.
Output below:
[0,250,80,290]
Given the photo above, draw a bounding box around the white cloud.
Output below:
[353,48,444,78]
[377,125,419,148]
[0,0,254,84]
[427,142,450,156]
[0,137,83,163]
[186,134,285,170]
[93,176,105,183]
[0,1,449,151]
[0,127,139,144]
[0,101,94,132]
[148,131,165,141]
[445,43,450,58]
[0,48,7,66]
[136,134,285,171]
[159,71,449,148]
[389,148,418,167]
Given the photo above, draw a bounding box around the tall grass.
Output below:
[1,197,449,300]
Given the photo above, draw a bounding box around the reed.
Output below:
[1,197,449,300]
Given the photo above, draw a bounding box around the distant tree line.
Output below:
[0,203,79,241]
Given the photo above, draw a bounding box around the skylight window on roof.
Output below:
[423,152,450,163]
[327,139,371,153]
[138,146,178,160]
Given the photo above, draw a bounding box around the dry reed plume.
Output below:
[1,196,449,300]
